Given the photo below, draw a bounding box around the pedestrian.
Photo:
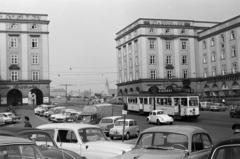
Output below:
[24,116,32,127]
[232,123,240,134]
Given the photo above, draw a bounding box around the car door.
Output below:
[189,133,212,159]
[151,112,156,123]
[55,129,81,155]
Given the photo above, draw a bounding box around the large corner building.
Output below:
[115,15,240,104]
[0,12,50,106]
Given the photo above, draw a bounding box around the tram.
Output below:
[126,95,200,120]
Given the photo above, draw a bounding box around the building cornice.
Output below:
[0,80,51,85]
[115,24,208,41]
[116,34,198,48]
[199,73,240,82]
[0,12,48,16]
[198,22,240,41]
[0,30,49,34]
[0,19,49,24]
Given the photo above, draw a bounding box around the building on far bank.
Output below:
[0,12,50,106]
[115,15,240,104]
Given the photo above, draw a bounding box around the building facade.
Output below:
[0,12,50,106]
[115,15,240,104]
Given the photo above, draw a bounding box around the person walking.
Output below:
[24,116,32,127]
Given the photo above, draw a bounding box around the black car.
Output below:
[230,105,240,118]
[0,127,85,159]
[208,133,240,159]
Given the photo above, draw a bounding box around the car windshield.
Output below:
[21,133,56,148]
[157,111,164,115]
[78,128,107,143]
[115,120,129,126]
[0,144,44,159]
[100,119,113,124]
[212,146,240,159]
[136,132,188,150]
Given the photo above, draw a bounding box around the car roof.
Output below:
[142,125,208,135]
[0,127,49,135]
[116,119,134,122]
[102,116,122,120]
[37,123,100,130]
[0,136,33,145]
[213,133,240,147]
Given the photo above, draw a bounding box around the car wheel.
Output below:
[110,136,114,140]
[125,132,130,140]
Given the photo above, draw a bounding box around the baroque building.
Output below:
[0,12,50,106]
[115,15,240,104]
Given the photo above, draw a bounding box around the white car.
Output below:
[37,123,133,159]
[0,112,14,124]
[147,110,174,125]
[0,114,5,125]
[51,109,81,123]
[98,116,122,136]
[109,119,140,140]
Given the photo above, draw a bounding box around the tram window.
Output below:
[167,98,172,106]
[181,98,187,106]
[134,98,137,104]
[144,98,148,104]
[149,98,152,104]
[174,98,180,106]
[140,98,143,104]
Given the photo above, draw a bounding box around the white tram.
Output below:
[126,95,200,120]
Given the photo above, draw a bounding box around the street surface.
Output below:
[2,106,239,145]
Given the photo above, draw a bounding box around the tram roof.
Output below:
[124,94,199,97]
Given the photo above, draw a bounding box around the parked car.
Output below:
[147,110,174,125]
[5,111,21,123]
[49,106,66,121]
[74,111,100,124]
[109,119,140,140]
[98,116,122,136]
[44,106,65,118]
[34,105,49,115]
[210,103,227,111]
[200,101,212,111]
[0,114,5,125]
[37,123,133,159]
[51,109,81,123]
[0,136,45,159]
[208,133,240,159]
[0,112,14,124]
[230,105,240,118]
[113,125,213,159]
[0,127,84,159]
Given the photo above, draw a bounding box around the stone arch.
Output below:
[148,85,159,94]
[30,88,43,105]
[7,89,22,106]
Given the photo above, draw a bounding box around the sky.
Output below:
[0,0,239,93]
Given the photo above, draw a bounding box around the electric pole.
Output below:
[60,84,73,103]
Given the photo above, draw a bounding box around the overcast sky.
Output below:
[0,0,239,93]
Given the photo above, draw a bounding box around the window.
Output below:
[192,134,203,152]
[203,68,208,78]
[210,38,215,47]
[134,40,138,53]
[149,27,154,33]
[9,23,17,29]
[128,43,132,54]
[221,49,225,60]
[221,64,227,75]
[149,55,155,65]
[180,29,185,34]
[183,69,188,78]
[32,71,40,81]
[166,56,172,64]
[150,70,156,79]
[9,37,18,48]
[231,46,237,57]
[232,63,237,73]
[11,71,18,81]
[149,39,155,49]
[57,130,78,143]
[165,28,170,33]
[203,54,207,64]
[167,70,173,79]
[118,48,121,58]
[182,55,187,64]
[203,41,207,49]
[166,41,171,50]
[230,30,236,40]
[220,34,225,42]
[135,55,139,66]
[32,55,39,64]
[211,52,216,62]
[11,55,18,64]
[181,41,187,50]
[123,46,126,56]
[212,66,217,76]
[31,24,38,30]
[31,37,39,48]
